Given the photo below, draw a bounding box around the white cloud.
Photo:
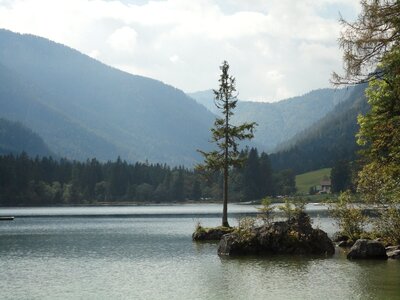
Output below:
[0,0,361,102]
[89,49,101,59]
[169,55,180,63]
[107,26,138,54]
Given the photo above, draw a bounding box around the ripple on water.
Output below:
[0,209,399,299]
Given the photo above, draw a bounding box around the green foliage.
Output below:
[331,0,400,245]
[0,154,198,206]
[333,0,400,84]
[308,186,317,195]
[278,198,306,221]
[193,223,232,236]
[355,47,400,245]
[197,61,256,173]
[374,207,400,245]
[357,48,400,205]
[331,160,353,193]
[329,191,367,241]
[257,197,274,225]
[238,148,275,200]
[197,61,256,227]
[274,169,297,195]
[235,217,256,241]
[194,220,203,233]
[0,150,306,207]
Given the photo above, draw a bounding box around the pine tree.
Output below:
[197,61,256,227]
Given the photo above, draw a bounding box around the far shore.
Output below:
[0,194,341,208]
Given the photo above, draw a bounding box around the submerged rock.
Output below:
[218,212,335,256]
[347,239,388,260]
[192,226,234,241]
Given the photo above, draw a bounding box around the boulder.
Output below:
[347,239,388,260]
[386,245,400,259]
[387,250,400,259]
[218,212,335,256]
[337,241,348,248]
[192,226,233,241]
[218,233,260,256]
[337,240,355,248]
[332,233,349,243]
[385,245,400,251]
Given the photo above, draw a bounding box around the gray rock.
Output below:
[387,250,400,259]
[386,245,400,259]
[347,239,388,260]
[332,233,349,243]
[337,240,354,248]
[385,245,400,251]
[218,213,334,256]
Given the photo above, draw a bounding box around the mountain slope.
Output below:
[0,29,215,165]
[0,118,52,156]
[189,88,353,152]
[0,62,123,160]
[270,84,369,173]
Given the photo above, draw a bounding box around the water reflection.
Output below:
[0,208,399,299]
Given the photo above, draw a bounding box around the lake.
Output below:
[0,204,399,299]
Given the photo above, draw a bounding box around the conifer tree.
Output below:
[197,61,256,227]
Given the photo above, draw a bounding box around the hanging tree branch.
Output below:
[332,0,400,85]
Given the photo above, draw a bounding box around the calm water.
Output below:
[0,204,399,300]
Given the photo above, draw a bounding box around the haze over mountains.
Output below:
[0,29,365,169]
[270,83,368,173]
[0,118,52,156]
[189,87,354,152]
[0,29,214,165]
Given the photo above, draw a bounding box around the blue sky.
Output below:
[0,0,360,102]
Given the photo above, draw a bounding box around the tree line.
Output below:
[0,149,296,206]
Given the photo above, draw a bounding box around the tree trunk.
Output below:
[222,164,229,227]
[222,95,230,228]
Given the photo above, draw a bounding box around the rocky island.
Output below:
[193,212,335,257]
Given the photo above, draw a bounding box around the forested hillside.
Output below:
[270,84,369,173]
[189,88,353,152]
[0,149,295,206]
[0,63,122,160]
[0,29,214,166]
[0,118,52,156]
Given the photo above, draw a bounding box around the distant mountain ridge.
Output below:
[0,118,52,156]
[270,84,369,173]
[0,29,215,165]
[189,87,354,152]
[0,29,363,167]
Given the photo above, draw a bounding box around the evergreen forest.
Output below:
[0,148,295,206]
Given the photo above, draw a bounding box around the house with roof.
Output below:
[319,178,331,194]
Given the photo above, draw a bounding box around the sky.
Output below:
[0,0,361,102]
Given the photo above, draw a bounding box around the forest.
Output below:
[0,148,295,206]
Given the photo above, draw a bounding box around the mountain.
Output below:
[270,83,369,174]
[0,118,52,156]
[189,88,353,152]
[0,62,122,160]
[0,29,215,165]
[188,90,220,115]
